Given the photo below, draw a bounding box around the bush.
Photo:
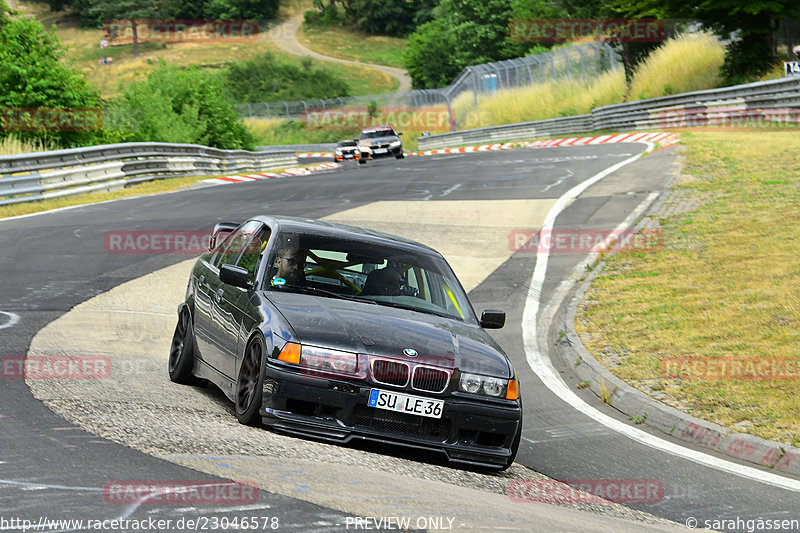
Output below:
[224,52,351,103]
[106,62,254,150]
[0,12,103,148]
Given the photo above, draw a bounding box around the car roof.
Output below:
[251,215,440,256]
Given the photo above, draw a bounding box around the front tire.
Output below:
[396,153,405,159]
[236,336,265,426]
[168,307,197,384]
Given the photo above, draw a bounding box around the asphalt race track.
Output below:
[1,143,799,532]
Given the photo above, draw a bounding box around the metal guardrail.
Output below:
[255,143,336,153]
[416,115,593,150]
[417,77,800,150]
[4,78,798,205]
[0,142,297,206]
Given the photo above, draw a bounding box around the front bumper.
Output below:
[359,144,403,159]
[261,363,521,468]
[335,151,359,161]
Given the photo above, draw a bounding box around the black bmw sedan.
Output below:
[169,216,522,470]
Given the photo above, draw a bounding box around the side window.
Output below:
[239,227,271,285]
[210,230,237,267]
[213,221,267,274]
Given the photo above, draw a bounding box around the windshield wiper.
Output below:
[272,285,376,304]
[375,300,455,319]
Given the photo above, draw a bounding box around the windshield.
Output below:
[360,129,395,139]
[264,232,475,322]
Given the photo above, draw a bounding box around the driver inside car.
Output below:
[273,248,307,286]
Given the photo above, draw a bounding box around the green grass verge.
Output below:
[577,130,800,448]
[297,23,407,69]
[0,175,214,219]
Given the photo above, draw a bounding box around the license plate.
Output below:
[373,148,387,154]
[344,153,354,158]
[368,388,443,419]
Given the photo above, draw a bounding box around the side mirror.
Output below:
[219,264,251,289]
[397,131,403,136]
[480,310,505,329]
[209,221,240,251]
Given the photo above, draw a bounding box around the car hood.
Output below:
[265,291,511,377]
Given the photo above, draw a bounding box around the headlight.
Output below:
[335,149,343,155]
[459,373,482,393]
[390,140,401,147]
[459,373,515,398]
[300,345,358,376]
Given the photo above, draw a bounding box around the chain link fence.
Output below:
[234,42,618,132]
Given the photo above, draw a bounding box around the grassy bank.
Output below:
[576,131,800,447]
[15,1,396,99]
[297,24,407,69]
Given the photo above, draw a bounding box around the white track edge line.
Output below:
[521,142,800,492]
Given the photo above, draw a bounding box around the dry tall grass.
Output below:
[450,31,726,130]
[456,68,626,130]
[0,134,55,155]
[627,31,725,101]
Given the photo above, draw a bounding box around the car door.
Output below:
[213,222,270,379]
[193,232,237,373]
[193,223,254,376]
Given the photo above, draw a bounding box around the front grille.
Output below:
[412,366,449,393]
[371,359,409,387]
[353,405,450,440]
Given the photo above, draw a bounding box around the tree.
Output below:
[619,0,800,82]
[403,18,461,89]
[340,0,421,36]
[87,0,180,57]
[106,62,254,149]
[404,0,543,88]
[0,2,103,147]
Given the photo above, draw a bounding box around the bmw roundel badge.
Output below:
[403,348,418,357]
